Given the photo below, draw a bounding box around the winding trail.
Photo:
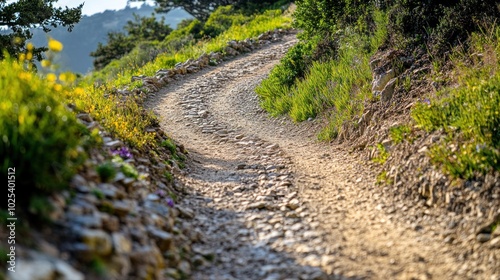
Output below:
[146,34,498,280]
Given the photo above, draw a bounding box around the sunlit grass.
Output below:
[412,26,500,178]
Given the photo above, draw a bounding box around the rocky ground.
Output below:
[146,34,499,279]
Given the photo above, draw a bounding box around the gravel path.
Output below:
[146,34,499,280]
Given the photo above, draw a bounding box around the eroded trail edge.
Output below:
[147,35,498,280]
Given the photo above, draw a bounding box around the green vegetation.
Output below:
[0,0,82,60]
[0,54,86,206]
[413,27,500,179]
[372,143,389,164]
[91,13,173,70]
[96,162,117,182]
[389,125,412,144]
[257,9,387,140]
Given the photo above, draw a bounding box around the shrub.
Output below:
[412,27,500,178]
[388,0,500,52]
[96,162,116,182]
[0,57,85,204]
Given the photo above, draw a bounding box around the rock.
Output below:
[105,140,123,148]
[381,77,397,103]
[101,213,120,232]
[112,200,133,217]
[148,227,174,251]
[476,233,491,243]
[286,199,300,210]
[54,259,85,280]
[178,260,192,275]
[76,113,93,122]
[372,69,395,92]
[10,253,84,280]
[112,232,132,254]
[176,206,195,219]
[108,255,132,278]
[129,245,164,269]
[80,229,113,256]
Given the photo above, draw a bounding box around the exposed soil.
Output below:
[146,34,499,280]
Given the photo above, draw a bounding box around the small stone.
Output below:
[80,229,113,256]
[286,199,300,210]
[477,233,491,243]
[112,233,132,254]
[148,227,174,251]
[176,206,195,219]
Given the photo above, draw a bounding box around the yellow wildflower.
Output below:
[59,73,67,82]
[26,43,34,51]
[48,38,63,52]
[26,52,33,60]
[46,73,57,83]
[19,53,25,61]
[41,60,51,67]
[53,84,63,92]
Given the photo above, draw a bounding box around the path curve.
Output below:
[146,34,499,280]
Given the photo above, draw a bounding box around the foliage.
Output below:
[0,0,82,60]
[388,0,500,53]
[389,125,412,144]
[130,0,287,20]
[0,54,86,205]
[372,143,389,164]
[412,26,500,178]
[201,6,250,38]
[91,8,291,85]
[91,13,173,70]
[96,162,117,182]
[258,9,387,141]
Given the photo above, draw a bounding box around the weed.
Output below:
[164,171,173,183]
[121,163,139,179]
[96,162,116,182]
[91,188,104,199]
[389,125,412,144]
[372,143,389,164]
[376,170,393,185]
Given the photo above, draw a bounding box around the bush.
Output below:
[388,0,500,52]
[0,57,85,204]
[201,6,250,38]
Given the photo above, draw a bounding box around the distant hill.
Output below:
[29,5,191,74]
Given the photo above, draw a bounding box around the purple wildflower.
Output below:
[423,98,431,105]
[112,146,133,159]
[165,198,175,208]
[155,190,166,198]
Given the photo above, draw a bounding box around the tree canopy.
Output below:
[91,13,172,70]
[129,0,287,20]
[0,0,83,60]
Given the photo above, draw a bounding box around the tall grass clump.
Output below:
[412,26,500,179]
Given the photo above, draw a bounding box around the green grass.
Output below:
[372,143,389,164]
[257,10,388,141]
[389,125,412,144]
[412,26,500,179]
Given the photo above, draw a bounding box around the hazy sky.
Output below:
[54,0,156,16]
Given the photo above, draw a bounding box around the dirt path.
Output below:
[146,35,498,280]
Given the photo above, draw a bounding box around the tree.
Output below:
[129,0,288,21]
[0,0,83,60]
[91,13,172,70]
